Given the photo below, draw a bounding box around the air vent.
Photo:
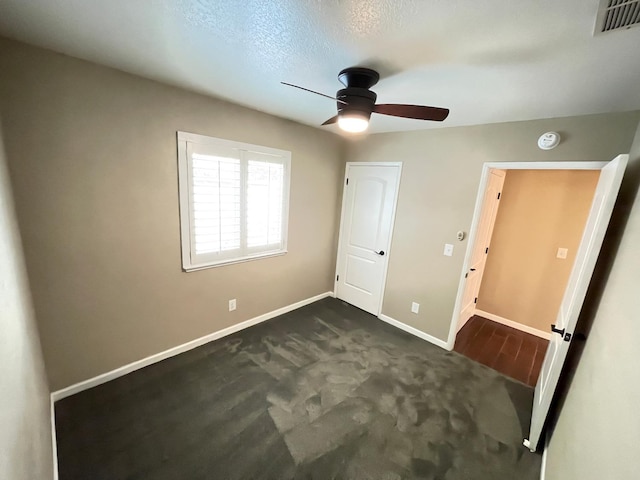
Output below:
[594,0,640,35]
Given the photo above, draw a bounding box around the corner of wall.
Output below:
[0,119,54,479]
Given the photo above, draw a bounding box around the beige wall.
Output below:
[477,170,600,332]
[0,122,53,479]
[545,120,640,478]
[347,112,640,341]
[0,38,346,391]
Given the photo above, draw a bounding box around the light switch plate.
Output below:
[557,248,568,259]
[411,302,420,314]
[444,244,454,256]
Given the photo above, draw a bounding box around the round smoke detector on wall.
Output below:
[538,132,561,150]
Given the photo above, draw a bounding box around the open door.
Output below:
[525,154,628,452]
[458,169,505,330]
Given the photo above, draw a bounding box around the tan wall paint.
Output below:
[545,121,640,479]
[0,122,53,479]
[477,170,600,332]
[347,112,640,341]
[0,38,346,391]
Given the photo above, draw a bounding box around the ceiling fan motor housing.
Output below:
[337,88,377,118]
[336,67,380,120]
[338,67,380,89]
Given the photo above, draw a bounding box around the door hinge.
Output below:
[474,297,477,304]
[485,247,489,254]
[465,273,468,278]
[346,178,349,185]
[497,192,501,199]
[336,274,339,281]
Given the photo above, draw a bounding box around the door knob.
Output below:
[375,250,385,256]
[469,268,476,271]
[551,324,565,336]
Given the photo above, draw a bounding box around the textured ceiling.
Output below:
[0,0,639,134]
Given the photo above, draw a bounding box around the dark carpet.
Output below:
[55,297,541,479]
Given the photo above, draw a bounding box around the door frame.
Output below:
[333,161,403,316]
[445,161,607,350]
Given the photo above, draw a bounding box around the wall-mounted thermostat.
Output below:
[538,132,561,150]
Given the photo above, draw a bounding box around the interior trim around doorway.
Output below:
[445,161,607,350]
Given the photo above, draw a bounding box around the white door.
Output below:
[335,163,402,315]
[525,154,628,452]
[458,169,505,329]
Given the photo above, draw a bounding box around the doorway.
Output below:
[454,168,601,385]
[446,156,628,452]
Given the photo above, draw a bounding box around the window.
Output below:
[177,132,290,271]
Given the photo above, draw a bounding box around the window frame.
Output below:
[177,131,291,272]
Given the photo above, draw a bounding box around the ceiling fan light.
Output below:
[338,112,369,133]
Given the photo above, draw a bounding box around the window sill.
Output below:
[182,250,288,272]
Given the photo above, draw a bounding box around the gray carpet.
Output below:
[55,297,541,479]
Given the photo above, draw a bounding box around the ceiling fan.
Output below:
[282,67,449,133]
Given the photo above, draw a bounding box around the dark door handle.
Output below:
[551,324,565,336]
[375,250,385,256]
[469,268,476,271]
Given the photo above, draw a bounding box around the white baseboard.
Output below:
[378,313,450,350]
[475,309,551,340]
[51,291,334,402]
[540,437,548,480]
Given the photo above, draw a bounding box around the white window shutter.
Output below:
[246,153,285,250]
[178,132,290,271]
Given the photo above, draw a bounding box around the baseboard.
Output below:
[540,437,548,480]
[51,291,334,402]
[378,313,450,350]
[50,395,58,480]
[475,309,551,340]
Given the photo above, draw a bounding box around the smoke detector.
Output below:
[594,0,640,35]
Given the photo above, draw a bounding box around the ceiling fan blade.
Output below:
[373,104,449,121]
[281,82,347,105]
[321,115,338,126]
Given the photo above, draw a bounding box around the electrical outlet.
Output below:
[411,302,420,314]
[557,248,568,259]
[229,299,236,311]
